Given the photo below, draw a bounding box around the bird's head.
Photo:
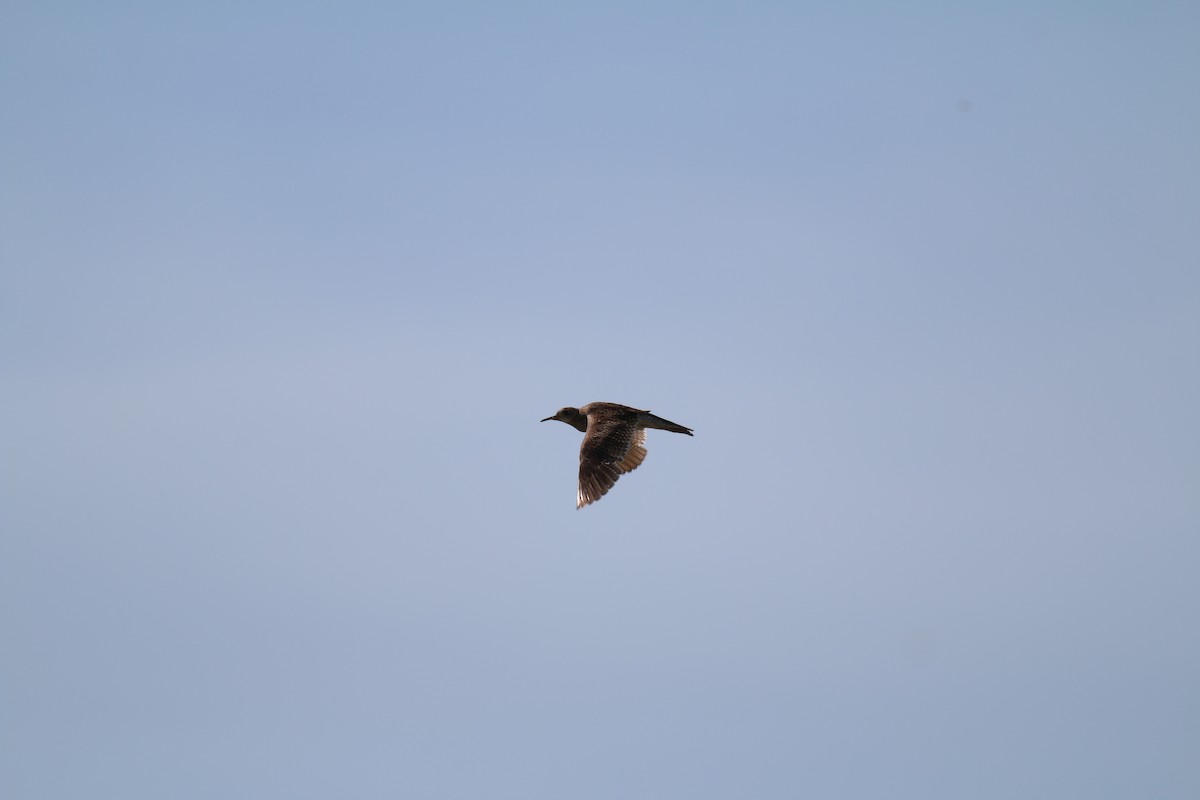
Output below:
[541,406,588,432]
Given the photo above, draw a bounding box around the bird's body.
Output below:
[541,402,693,508]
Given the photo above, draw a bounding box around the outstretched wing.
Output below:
[577,418,646,508]
[618,428,648,473]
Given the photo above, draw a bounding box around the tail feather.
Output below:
[639,412,694,436]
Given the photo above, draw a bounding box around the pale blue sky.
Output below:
[2,2,1198,798]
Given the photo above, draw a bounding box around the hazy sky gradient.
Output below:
[3,2,1198,798]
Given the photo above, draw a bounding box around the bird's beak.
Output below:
[540,415,554,422]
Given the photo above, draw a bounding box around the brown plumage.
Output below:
[540,402,694,508]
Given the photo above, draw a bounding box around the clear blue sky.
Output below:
[3,2,1198,798]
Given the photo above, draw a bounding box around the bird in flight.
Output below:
[541,402,694,508]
